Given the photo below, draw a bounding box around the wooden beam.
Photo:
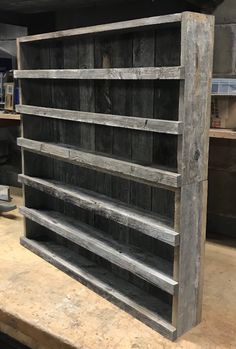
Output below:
[18,13,182,43]
[17,138,181,188]
[16,105,183,135]
[19,175,179,246]
[14,67,185,80]
[174,12,215,337]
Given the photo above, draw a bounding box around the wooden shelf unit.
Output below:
[15,12,214,340]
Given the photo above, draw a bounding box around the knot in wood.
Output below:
[194,149,201,161]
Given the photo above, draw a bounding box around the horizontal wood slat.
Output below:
[20,207,177,294]
[20,236,177,340]
[16,105,183,135]
[19,175,179,246]
[14,67,185,80]
[18,13,182,43]
[18,138,181,188]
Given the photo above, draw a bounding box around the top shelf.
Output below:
[18,13,182,43]
[14,67,185,81]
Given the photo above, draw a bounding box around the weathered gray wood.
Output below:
[16,12,214,341]
[16,105,183,135]
[174,12,215,337]
[18,13,182,43]
[20,236,176,340]
[19,174,179,246]
[17,138,181,188]
[93,35,114,247]
[0,185,10,201]
[129,31,154,273]
[178,13,215,185]
[20,207,177,294]
[175,181,209,334]
[14,67,185,80]
[77,36,96,225]
[151,22,181,255]
[110,33,132,246]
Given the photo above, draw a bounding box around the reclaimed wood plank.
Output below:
[19,175,179,246]
[175,12,215,337]
[17,138,181,188]
[14,67,185,80]
[16,105,183,134]
[130,30,154,269]
[93,35,113,244]
[77,36,96,225]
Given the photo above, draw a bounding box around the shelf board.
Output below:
[19,175,179,246]
[14,67,185,81]
[17,138,181,189]
[209,128,236,140]
[20,207,177,294]
[20,236,176,340]
[17,105,183,135]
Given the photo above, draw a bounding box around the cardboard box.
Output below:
[211,97,236,129]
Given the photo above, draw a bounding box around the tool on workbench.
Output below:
[0,185,16,212]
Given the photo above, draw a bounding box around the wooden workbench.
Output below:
[209,128,236,140]
[0,112,21,127]
[0,189,235,349]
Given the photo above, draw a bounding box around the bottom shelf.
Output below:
[21,236,176,340]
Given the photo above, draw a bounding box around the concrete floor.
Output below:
[0,188,235,349]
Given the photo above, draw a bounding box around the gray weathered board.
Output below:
[15,12,214,341]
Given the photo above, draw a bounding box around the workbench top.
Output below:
[0,189,235,349]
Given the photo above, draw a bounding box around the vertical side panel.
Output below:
[176,13,214,336]
[179,13,215,184]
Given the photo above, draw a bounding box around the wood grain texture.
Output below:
[16,105,183,134]
[14,67,184,80]
[17,138,181,188]
[175,12,214,337]
[19,175,179,246]
[178,12,214,185]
